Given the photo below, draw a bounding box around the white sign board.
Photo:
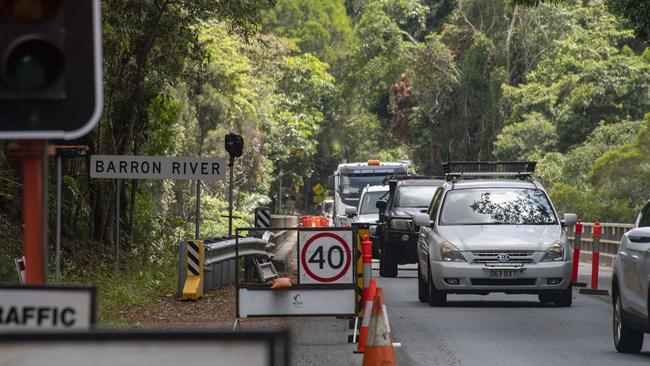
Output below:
[0,331,288,366]
[239,288,355,317]
[298,230,353,285]
[0,286,95,332]
[90,155,226,180]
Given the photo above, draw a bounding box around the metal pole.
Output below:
[40,140,48,284]
[115,179,121,273]
[228,159,234,238]
[278,169,283,214]
[55,155,62,282]
[19,141,45,284]
[195,180,201,239]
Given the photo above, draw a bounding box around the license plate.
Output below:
[489,269,518,279]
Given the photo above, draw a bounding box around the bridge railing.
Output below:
[566,222,634,267]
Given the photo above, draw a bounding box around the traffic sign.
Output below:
[298,230,353,284]
[312,183,325,196]
[0,286,95,332]
[90,155,226,180]
[0,330,289,366]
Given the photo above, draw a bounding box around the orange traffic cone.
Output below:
[362,288,396,366]
[356,279,377,353]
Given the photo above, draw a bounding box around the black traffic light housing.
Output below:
[225,133,244,159]
[0,0,103,140]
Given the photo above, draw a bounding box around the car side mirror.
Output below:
[344,206,357,217]
[562,213,577,227]
[376,199,387,210]
[413,213,433,228]
[628,227,650,244]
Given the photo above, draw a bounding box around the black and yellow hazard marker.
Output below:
[182,240,204,300]
[354,225,369,317]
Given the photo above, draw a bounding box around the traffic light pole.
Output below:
[10,140,52,284]
[228,158,234,239]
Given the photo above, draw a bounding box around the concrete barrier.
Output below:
[269,215,299,272]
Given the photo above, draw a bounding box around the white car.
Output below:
[612,199,650,353]
[413,162,577,307]
[347,185,389,225]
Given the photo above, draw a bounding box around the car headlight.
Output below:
[540,242,565,262]
[439,241,466,262]
[390,219,412,231]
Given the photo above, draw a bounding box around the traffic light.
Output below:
[0,0,103,140]
[225,133,244,159]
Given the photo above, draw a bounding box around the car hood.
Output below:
[438,225,562,251]
[390,207,427,218]
[355,214,378,224]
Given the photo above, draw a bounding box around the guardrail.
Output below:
[177,215,299,297]
[566,222,633,267]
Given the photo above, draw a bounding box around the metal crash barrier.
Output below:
[234,227,357,330]
[178,237,277,299]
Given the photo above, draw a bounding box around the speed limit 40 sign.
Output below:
[298,230,354,285]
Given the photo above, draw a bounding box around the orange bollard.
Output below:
[571,220,587,287]
[580,220,609,295]
[362,288,396,366]
[356,279,377,353]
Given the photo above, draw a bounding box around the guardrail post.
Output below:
[177,241,187,298]
[580,220,609,295]
[571,220,587,287]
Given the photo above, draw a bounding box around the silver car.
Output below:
[612,199,650,353]
[414,170,577,307]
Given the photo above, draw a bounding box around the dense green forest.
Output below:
[1,0,649,285]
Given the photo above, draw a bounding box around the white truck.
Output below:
[328,160,409,226]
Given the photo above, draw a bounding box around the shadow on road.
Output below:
[442,300,554,308]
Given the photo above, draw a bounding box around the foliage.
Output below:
[493,112,558,160]
[605,0,650,41]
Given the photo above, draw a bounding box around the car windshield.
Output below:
[439,188,557,225]
[339,170,404,205]
[396,186,438,208]
[359,191,387,215]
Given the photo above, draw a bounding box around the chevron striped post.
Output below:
[182,240,204,300]
[255,207,272,229]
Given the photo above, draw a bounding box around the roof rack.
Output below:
[442,161,537,182]
[381,174,445,185]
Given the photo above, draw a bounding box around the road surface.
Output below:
[289,263,650,365]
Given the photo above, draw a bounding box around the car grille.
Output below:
[471,279,537,286]
[470,250,535,264]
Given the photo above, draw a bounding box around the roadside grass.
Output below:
[60,242,178,326]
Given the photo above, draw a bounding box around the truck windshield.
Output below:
[359,191,387,214]
[339,171,403,205]
[396,186,438,208]
[439,188,557,225]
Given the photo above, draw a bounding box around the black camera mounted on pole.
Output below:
[225,133,244,238]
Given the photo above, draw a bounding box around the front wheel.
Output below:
[380,241,398,278]
[427,266,446,307]
[613,291,644,353]
[552,286,572,307]
[418,260,428,303]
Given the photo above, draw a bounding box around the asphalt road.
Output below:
[288,262,650,365]
[379,265,650,366]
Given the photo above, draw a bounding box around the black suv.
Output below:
[376,178,443,277]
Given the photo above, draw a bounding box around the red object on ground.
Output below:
[571,220,583,284]
[591,220,601,290]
